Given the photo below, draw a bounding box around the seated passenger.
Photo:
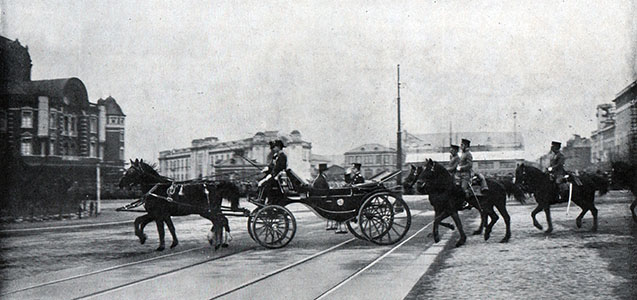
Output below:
[312,163,330,190]
[345,163,365,185]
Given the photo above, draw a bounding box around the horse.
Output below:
[499,175,527,204]
[404,159,511,246]
[119,159,238,250]
[514,164,599,233]
[610,161,637,223]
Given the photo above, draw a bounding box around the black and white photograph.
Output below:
[1,1,636,299]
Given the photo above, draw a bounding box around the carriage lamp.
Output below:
[337,199,344,206]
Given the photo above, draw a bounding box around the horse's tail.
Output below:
[591,174,609,196]
[501,179,526,204]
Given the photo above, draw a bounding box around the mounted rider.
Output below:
[446,144,461,174]
[547,141,569,200]
[456,139,489,204]
[345,163,365,185]
[257,139,288,204]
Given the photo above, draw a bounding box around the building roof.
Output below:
[97,96,126,116]
[405,150,526,163]
[345,143,395,154]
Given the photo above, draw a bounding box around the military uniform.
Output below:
[548,141,568,199]
[457,146,474,198]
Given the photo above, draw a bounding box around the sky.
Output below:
[2,0,636,162]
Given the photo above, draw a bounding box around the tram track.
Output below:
[209,209,432,299]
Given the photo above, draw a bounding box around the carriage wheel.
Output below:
[251,205,296,249]
[345,219,368,241]
[246,209,259,242]
[359,192,411,245]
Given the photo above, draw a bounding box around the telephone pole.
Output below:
[396,64,402,186]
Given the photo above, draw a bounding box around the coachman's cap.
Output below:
[268,141,275,149]
[450,144,459,150]
[461,139,471,146]
[318,163,328,172]
[353,163,362,169]
[551,141,561,147]
[273,139,286,149]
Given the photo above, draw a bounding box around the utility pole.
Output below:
[396,64,402,187]
[513,111,517,148]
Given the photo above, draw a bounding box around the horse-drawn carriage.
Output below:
[117,159,411,250]
[246,169,411,248]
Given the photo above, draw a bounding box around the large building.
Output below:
[343,143,397,179]
[158,130,313,181]
[403,131,525,176]
[0,36,126,217]
[590,80,637,167]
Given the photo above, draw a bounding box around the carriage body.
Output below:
[247,169,412,248]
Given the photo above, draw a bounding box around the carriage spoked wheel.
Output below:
[251,205,297,249]
[345,219,368,241]
[246,209,259,242]
[358,191,411,245]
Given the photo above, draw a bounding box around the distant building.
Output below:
[590,103,617,167]
[0,36,125,217]
[158,130,313,181]
[344,143,397,179]
[612,80,637,164]
[404,131,525,176]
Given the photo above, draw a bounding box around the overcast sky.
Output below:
[2,0,636,162]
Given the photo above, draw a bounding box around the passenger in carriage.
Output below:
[345,163,365,185]
[257,139,288,204]
[312,163,330,190]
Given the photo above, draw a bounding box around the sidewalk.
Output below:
[405,192,637,300]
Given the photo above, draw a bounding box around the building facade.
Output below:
[0,36,126,217]
[159,130,313,181]
[343,143,397,179]
[404,131,525,176]
[612,80,637,164]
[590,103,616,167]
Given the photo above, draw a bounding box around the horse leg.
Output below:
[543,205,553,234]
[134,214,152,244]
[450,211,466,247]
[432,211,442,243]
[531,204,543,231]
[165,217,179,249]
[439,221,455,230]
[631,198,637,223]
[213,215,225,250]
[589,202,598,232]
[495,202,511,243]
[472,207,487,236]
[484,206,499,241]
[575,208,588,229]
[155,219,166,251]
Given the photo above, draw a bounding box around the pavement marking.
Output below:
[0,220,133,234]
[210,239,356,299]
[315,218,437,300]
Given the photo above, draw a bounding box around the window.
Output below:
[120,131,124,142]
[376,155,382,164]
[49,112,57,129]
[71,117,77,136]
[0,110,6,131]
[63,116,69,134]
[119,146,125,160]
[383,155,389,164]
[90,117,97,133]
[89,140,96,157]
[21,138,32,155]
[49,139,55,155]
[21,110,33,128]
[120,117,125,125]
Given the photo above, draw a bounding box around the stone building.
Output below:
[343,143,397,179]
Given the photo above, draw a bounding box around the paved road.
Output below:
[1,196,464,299]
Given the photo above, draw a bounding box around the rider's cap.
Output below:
[268,141,275,149]
[450,144,459,150]
[273,139,286,149]
[461,139,471,146]
[353,163,362,169]
[318,163,328,172]
[551,141,561,147]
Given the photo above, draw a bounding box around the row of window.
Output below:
[19,137,124,160]
[109,116,125,125]
[345,154,395,166]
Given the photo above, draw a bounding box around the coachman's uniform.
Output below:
[258,141,288,204]
[313,164,329,190]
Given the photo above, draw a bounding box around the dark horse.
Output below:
[514,164,600,233]
[611,161,637,223]
[119,159,240,250]
[404,159,511,247]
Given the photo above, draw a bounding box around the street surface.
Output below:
[1,193,635,299]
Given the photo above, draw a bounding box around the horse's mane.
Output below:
[136,159,171,182]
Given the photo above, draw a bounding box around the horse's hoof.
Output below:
[576,218,582,228]
[455,237,466,247]
[170,242,178,249]
[545,228,553,234]
[156,246,165,251]
[591,227,598,233]
[484,231,491,241]
[448,225,455,231]
[214,244,221,251]
[500,237,510,243]
[472,230,482,236]
[221,243,229,248]
[534,223,543,230]
[434,235,441,243]
[139,234,147,245]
